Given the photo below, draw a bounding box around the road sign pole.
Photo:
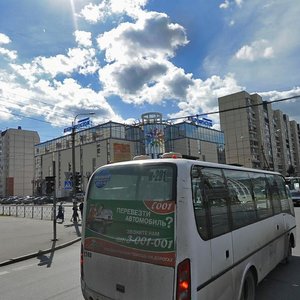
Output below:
[52,161,57,242]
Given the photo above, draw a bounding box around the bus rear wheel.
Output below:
[284,239,292,264]
[240,271,256,300]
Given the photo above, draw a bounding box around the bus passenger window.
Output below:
[270,175,291,213]
[224,169,256,228]
[192,166,209,239]
[201,167,230,238]
[250,173,273,219]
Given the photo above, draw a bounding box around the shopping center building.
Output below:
[34,112,225,198]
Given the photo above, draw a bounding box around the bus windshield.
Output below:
[88,163,175,202]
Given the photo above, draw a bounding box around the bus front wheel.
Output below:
[240,270,256,300]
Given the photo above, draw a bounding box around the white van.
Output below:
[81,155,296,300]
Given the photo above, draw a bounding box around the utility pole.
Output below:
[71,112,95,198]
[46,161,57,241]
[72,124,76,198]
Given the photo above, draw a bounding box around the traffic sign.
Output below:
[64,180,73,190]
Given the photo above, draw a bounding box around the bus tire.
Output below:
[240,270,256,300]
[284,239,292,264]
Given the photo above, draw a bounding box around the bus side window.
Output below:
[274,175,291,213]
[250,173,273,219]
[200,167,231,238]
[224,169,256,229]
[266,174,282,214]
[191,166,209,240]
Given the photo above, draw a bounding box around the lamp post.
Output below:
[72,112,95,198]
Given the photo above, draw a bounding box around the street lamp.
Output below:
[72,112,95,198]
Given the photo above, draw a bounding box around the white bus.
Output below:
[81,154,296,300]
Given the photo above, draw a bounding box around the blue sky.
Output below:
[0,0,300,142]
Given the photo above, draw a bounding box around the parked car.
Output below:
[290,190,300,206]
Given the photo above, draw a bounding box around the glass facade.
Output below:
[165,122,224,144]
[35,119,225,162]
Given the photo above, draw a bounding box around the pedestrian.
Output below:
[56,202,64,223]
[79,201,84,219]
[71,201,79,223]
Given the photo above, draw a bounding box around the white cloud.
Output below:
[79,0,148,23]
[32,78,120,126]
[97,11,188,62]
[235,0,243,7]
[220,0,230,9]
[0,33,17,60]
[0,66,123,128]
[259,87,300,123]
[169,74,242,119]
[220,0,243,9]
[110,0,148,18]
[96,10,191,106]
[74,30,92,47]
[0,47,17,60]
[79,2,108,23]
[259,87,300,101]
[235,39,274,61]
[0,33,11,44]
[11,47,99,84]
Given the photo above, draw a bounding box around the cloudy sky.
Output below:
[0,0,300,142]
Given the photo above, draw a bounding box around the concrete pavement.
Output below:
[0,212,81,267]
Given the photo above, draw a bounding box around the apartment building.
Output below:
[218,91,300,175]
[34,112,225,198]
[0,127,40,197]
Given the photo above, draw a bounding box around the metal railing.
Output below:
[0,205,54,220]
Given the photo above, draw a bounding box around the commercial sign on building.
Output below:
[63,117,91,133]
[188,116,213,127]
[113,143,131,162]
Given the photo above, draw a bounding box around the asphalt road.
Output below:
[256,206,300,300]
[0,243,83,300]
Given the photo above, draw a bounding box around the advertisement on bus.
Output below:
[84,199,175,267]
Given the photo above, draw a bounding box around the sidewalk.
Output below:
[0,215,81,267]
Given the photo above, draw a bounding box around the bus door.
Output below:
[201,167,234,299]
[266,175,287,263]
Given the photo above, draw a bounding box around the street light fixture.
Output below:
[72,112,95,198]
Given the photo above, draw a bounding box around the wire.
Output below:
[0,108,52,124]
[1,93,300,128]
[0,93,75,120]
[165,94,300,122]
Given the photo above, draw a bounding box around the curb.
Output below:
[0,237,81,267]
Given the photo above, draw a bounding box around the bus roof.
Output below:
[100,158,282,176]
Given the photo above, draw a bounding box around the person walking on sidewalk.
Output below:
[56,202,64,223]
[79,201,84,219]
[71,201,80,223]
